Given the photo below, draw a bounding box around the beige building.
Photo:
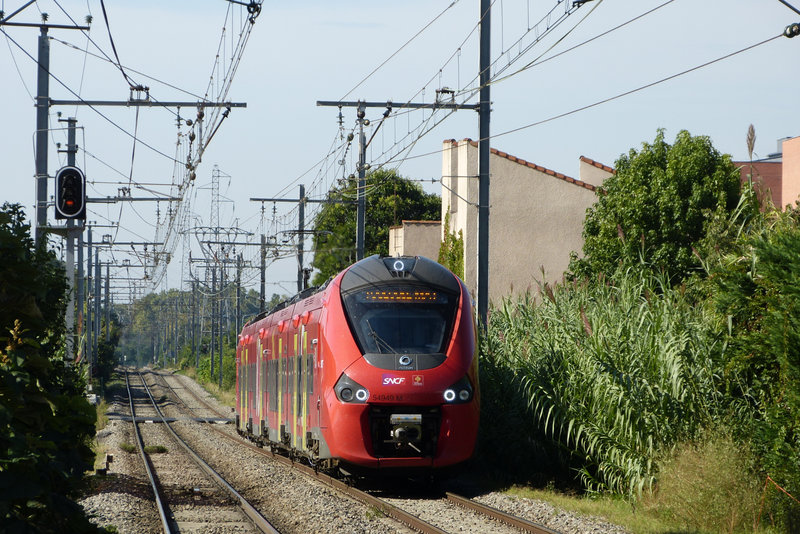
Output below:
[441,139,613,305]
[388,220,442,259]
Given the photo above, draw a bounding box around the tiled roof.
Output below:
[580,156,616,175]
[446,139,598,192]
[389,220,441,230]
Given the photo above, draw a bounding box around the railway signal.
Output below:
[55,166,86,220]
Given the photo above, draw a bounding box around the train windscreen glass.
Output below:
[342,285,458,355]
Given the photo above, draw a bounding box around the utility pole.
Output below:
[236,254,242,337]
[34,24,49,244]
[211,266,216,380]
[478,0,491,328]
[298,185,306,290]
[59,116,80,359]
[356,109,366,260]
[218,264,225,389]
[105,261,110,341]
[77,230,84,361]
[86,227,93,373]
[0,9,89,244]
[94,248,100,374]
[252,186,355,293]
[260,234,266,312]
[192,280,198,368]
[317,99,479,263]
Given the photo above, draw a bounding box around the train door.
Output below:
[267,333,278,443]
[256,337,262,436]
[236,346,243,430]
[303,327,314,451]
[261,341,267,436]
[279,336,286,444]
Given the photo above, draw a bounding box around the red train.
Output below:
[235,255,479,475]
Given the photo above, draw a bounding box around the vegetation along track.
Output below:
[151,369,563,534]
[126,370,278,533]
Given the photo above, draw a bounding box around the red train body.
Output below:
[235,255,479,474]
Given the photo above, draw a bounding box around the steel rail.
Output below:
[153,371,446,533]
[445,492,562,534]
[157,370,561,534]
[136,371,280,534]
[125,371,172,534]
[169,372,229,419]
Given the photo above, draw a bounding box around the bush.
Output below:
[705,208,800,529]
[0,204,99,532]
[648,435,762,533]
[193,341,236,390]
[486,265,724,497]
[477,329,573,486]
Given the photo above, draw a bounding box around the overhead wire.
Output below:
[488,0,676,87]
[366,31,786,169]
[112,105,141,242]
[352,0,675,182]
[339,0,463,101]
[1,27,182,164]
[3,30,33,98]
[98,0,146,91]
[491,32,785,140]
[51,36,207,101]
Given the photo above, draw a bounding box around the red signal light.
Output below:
[55,166,86,220]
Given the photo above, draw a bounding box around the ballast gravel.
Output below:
[80,372,630,534]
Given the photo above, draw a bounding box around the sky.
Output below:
[2,0,799,303]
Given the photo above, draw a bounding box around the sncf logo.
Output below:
[382,374,406,386]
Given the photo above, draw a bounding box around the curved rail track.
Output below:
[151,369,563,534]
[125,370,279,533]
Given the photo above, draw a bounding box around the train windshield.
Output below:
[342,284,459,355]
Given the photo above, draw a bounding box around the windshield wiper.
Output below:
[365,320,397,354]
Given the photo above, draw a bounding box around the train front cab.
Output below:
[322,256,480,472]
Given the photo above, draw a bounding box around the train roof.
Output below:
[243,255,459,327]
[340,255,460,294]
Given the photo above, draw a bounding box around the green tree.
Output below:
[311,169,440,285]
[0,204,99,532]
[570,129,748,282]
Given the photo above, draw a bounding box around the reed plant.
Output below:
[486,266,723,497]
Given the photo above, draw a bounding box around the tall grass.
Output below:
[485,267,723,497]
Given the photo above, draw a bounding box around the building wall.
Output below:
[739,161,783,208]
[388,221,442,260]
[736,136,800,211]
[442,139,610,305]
[579,156,615,188]
[782,136,800,209]
[442,140,478,294]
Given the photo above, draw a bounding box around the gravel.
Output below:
[81,371,631,534]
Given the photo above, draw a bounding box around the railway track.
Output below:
[125,370,279,533]
[150,369,563,534]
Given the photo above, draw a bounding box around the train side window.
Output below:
[268,359,277,410]
[307,352,313,397]
[297,355,302,414]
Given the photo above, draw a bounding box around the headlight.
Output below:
[443,375,473,404]
[335,373,369,404]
